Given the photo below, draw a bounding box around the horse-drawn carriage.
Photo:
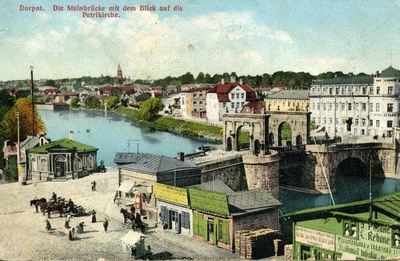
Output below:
[120,208,147,233]
[30,196,88,218]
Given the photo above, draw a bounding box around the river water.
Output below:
[38,109,400,215]
[38,109,204,167]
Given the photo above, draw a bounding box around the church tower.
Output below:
[117,64,123,79]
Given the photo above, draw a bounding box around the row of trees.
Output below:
[0,91,46,181]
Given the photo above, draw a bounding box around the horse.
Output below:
[120,208,134,223]
[42,201,65,218]
[30,198,47,213]
[132,213,146,233]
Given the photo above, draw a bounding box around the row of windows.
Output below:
[230,92,245,100]
[313,117,393,128]
[311,85,396,96]
[311,102,395,113]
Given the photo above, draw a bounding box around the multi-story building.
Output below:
[180,86,212,120]
[206,77,258,124]
[265,89,309,111]
[309,66,400,139]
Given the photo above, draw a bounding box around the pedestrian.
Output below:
[91,209,97,223]
[103,218,109,232]
[68,227,75,240]
[77,221,84,233]
[45,218,51,231]
[65,214,71,229]
[91,181,97,191]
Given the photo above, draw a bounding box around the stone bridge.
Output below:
[304,142,398,193]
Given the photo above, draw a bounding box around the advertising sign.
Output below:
[153,183,188,206]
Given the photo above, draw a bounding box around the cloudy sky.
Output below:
[1,0,400,81]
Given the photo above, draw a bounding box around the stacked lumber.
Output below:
[234,230,250,255]
[236,228,280,259]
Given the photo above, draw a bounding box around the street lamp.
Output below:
[30,65,34,136]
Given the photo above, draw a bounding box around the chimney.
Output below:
[221,78,225,84]
[239,79,243,85]
[69,131,74,140]
[177,152,185,161]
[230,75,236,83]
[376,71,380,77]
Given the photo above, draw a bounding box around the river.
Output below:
[38,109,204,167]
[38,108,400,214]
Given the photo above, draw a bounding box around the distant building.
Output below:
[265,90,309,111]
[117,64,123,80]
[180,86,212,120]
[206,77,258,124]
[309,66,400,139]
[285,192,400,260]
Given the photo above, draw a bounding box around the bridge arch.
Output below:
[223,114,270,155]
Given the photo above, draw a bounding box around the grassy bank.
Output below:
[115,107,223,143]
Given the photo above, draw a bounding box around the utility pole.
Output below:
[30,66,35,136]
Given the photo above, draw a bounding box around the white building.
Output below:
[309,66,400,139]
[206,78,258,124]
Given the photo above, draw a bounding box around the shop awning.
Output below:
[118,180,136,193]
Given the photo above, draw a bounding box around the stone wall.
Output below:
[242,151,280,199]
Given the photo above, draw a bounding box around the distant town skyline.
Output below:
[1,0,400,81]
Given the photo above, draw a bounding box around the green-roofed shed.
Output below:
[27,138,98,181]
[284,192,400,260]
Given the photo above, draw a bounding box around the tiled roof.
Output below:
[189,180,235,194]
[59,92,78,96]
[380,66,400,78]
[119,153,200,175]
[312,75,373,85]
[28,138,98,153]
[184,87,212,93]
[267,90,309,100]
[208,82,258,102]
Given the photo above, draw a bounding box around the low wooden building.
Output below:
[189,181,281,252]
[285,192,400,260]
[27,138,98,181]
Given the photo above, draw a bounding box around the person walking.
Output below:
[65,214,71,229]
[68,227,75,241]
[103,218,109,232]
[91,209,97,223]
[91,181,97,191]
[45,218,51,231]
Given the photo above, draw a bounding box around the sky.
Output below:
[1,0,400,81]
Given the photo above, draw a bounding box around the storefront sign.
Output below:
[336,221,400,260]
[296,226,335,251]
[153,183,188,206]
[189,188,229,215]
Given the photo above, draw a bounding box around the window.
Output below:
[370,86,374,94]
[341,103,345,111]
[336,88,339,95]
[369,120,373,126]
[377,87,380,94]
[393,230,400,248]
[344,222,358,238]
[388,103,393,112]
[231,93,234,99]
[328,103,332,110]
[355,118,359,126]
[236,102,240,108]
[362,87,366,95]
[362,118,366,126]
[231,103,234,109]
[388,86,394,95]
[362,103,366,111]
[329,88,333,95]
[348,87,352,95]
[241,102,244,107]
[241,93,244,99]
[193,94,197,98]
[223,102,226,108]
[181,211,190,229]
[370,103,373,112]
[341,88,345,95]
[199,101,203,105]
[376,120,380,127]
[323,103,326,110]
[376,103,380,112]
[348,103,352,111]
[236,93,239,99]
[193,101,197,105]
[388,121,393,128]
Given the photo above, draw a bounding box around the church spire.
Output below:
[117,64,123,79]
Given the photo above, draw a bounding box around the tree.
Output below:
[0,98,46,142]
[85,96,101,109]
[106,95,120,110]
[180,72,195,85]
[70,97,80,108]
[195,72,205,83]
[139,98,164,122]
[45,79,56,87]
